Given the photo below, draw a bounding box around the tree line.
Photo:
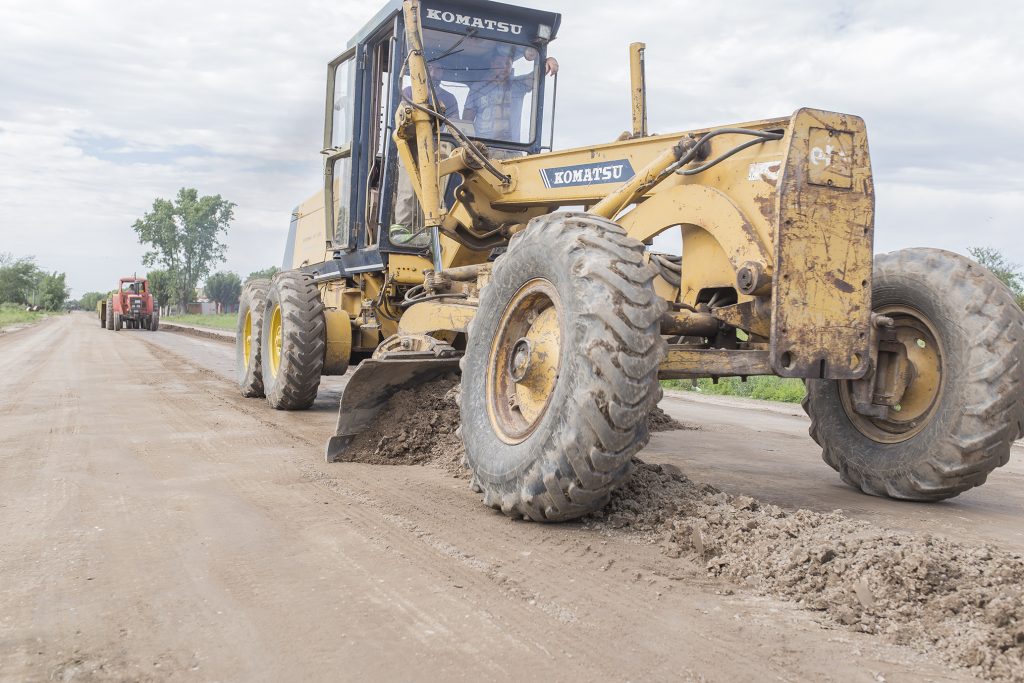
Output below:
[0,254,70,310]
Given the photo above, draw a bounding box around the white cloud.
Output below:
[1,0,1021,296]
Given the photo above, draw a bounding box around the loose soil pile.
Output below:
[339,376,469,477]
[341,379,693,474]
[588,461,1024,682]
[646,405,691,432]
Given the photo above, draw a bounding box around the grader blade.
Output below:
[325,346,460,462]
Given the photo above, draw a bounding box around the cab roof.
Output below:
[347,0,561,49]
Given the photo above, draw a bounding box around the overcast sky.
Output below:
[1,0,1021,297]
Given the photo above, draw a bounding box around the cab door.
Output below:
[323,47,357,251]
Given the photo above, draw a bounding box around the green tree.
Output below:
[133,188,235,310]
[205,271,242,312]
[968,246,1024,309]
[79,291,107,311]
[146,269,173,310]
[38,272,69,311]
[246,266,279,282]
[0,254,40,304]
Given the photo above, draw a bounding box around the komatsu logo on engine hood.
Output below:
[424,9,522,34]
[539,160,635,189]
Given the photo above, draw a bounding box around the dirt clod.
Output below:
[588,460,1024,681]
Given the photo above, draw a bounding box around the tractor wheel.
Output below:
[459,212,667,522]
[236,279,271,397]
[260,271,325,410]
[105,300,114,330]
[804,248,1024,501]
[150,307,160,332]
[114,313,122,331]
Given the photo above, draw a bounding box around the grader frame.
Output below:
[240,0,1023,521]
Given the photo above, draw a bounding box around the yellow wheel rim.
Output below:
[840,304,945,443]
[486,278,562,444]
[269,304,283,378]
[243,310,253,371]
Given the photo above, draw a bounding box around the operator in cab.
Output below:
[389,41,558,246]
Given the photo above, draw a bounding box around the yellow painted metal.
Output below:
[486,279,562,444]
[771,109,874,379]
[590,139,683,219]
[243,310,253,371]
[398,300,477,336]
[514,305,561,424]
[268,304,283,378]
[323,309,353,375]
[389,253,433,285]
[620,184,773,273]
[629,42,647,137]
[840,305,944,443]
[400,0,442,229]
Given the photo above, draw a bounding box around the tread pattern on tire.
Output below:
[462,212,667,522]
[804,248,1024,500]
[237,279,270,397]
[263,271,325,410]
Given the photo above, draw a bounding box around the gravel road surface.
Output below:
[2,313,1021,681]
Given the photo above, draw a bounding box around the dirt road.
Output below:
[1,313,1021,681]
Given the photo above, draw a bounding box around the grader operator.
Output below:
[236,0,1024,521]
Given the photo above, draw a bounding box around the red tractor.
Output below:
[104,277,159,331]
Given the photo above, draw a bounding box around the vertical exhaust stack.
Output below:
[629,42,647,138]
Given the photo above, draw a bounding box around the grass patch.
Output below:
[163,313,237,330]
[663,375,806,403]
[0,303,48,328]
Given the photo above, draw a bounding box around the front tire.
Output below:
[236,279,271,397]
[260,272,325,410]
[460,212,667,522]
[804,248,1024,500]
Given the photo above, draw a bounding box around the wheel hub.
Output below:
[842,304,944,443]
[268,304,283,378]
[486,279,562,444]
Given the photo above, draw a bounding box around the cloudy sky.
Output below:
[1,0,1021,297]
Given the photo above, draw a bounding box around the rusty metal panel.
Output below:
[771,109,874,380]
[807,127,854,189]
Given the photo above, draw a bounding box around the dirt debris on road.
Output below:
[588,460,1024,682]
[337,372,1024,680]
[338,377,693,475]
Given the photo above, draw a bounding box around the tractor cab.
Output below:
[318,0,561,267]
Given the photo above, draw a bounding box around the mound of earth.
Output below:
[646,405,693,432]
[340,379,691,474]
[587,461,1024,681]
[338,376,469,477]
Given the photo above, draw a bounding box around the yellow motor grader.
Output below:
[237,0,1024,521]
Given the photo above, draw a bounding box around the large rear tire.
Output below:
[260,272,325,410]
[105,300,114,330]
[150,306,160,332]
[804,248,1024,500]
[236,279,271,398]
[460,212,667,522]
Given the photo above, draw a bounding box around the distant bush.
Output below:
[662,376,806,403]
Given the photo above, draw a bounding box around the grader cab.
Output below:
[236,0,1024,521]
